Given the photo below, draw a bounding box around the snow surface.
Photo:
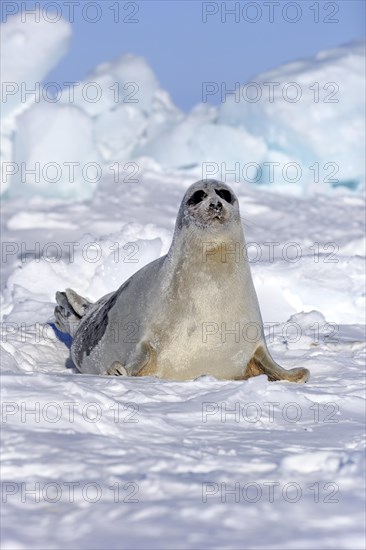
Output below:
[1,11,365,550]
[1,168,365,549]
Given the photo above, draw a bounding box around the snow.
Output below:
[1,169,365,549]
[1,11,365,550]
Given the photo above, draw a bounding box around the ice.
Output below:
[0,12,71,194]
[1,7,364,198]
[9,102,101,200]
[94,105,147,162]
[60,54,182,164]
[0,12,71,119]
[219,42,366,192]
[136,107,267,171]
[60,54,161,117]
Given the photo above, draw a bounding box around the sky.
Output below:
[2,0,366,111]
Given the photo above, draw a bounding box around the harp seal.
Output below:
[55,179,309,384]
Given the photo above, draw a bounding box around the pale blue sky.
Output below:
[5,0,366,110]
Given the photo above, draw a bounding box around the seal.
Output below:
[54,179,310,383]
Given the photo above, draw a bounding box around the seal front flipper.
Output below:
[131,342,158,376]
[107,342,157,377]
[107,362,128,376]
[244,345,310,383]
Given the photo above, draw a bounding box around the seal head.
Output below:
[176,179,240,232]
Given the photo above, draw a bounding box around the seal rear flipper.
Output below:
[54,288,93,337]
[244,345,310,383]
[64,288,93,317]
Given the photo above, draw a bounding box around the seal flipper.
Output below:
[107,342,157,377]
[63,288,93,317]
[129,342,158,376]
[244,345,309,383]
[55,289,93,336]
[107,362,128,376]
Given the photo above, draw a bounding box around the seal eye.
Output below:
[215,189,233,204]
[187,190,208,206]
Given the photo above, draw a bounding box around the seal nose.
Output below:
[209,200,223,212]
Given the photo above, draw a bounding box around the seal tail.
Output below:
[54,288,93,337]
